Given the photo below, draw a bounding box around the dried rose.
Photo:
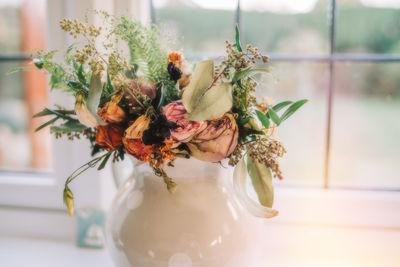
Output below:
[162,100,206,142]
[95,124,124,151]
[98,102,126,123]
[129,77,157,100]
[75,93,98,127]
[188,113,238,162]
[122,137,153,161]
[125,115,150,139]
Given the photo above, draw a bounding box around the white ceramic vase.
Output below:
[106,157,266,267]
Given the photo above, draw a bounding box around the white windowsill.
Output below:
[0,235,113,267]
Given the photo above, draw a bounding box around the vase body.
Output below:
[106,158,250,267]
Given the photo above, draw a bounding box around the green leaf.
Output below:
[280,99,308,122]
[50,119,87,133]
[273,101,293,112]
[98,152,112,170]
[181,60,214,113]
[35,117,58,132]
[7,66,32,75]
[33,108,73,119]
[86,75,106,125]
[33,58,43,69]
[235,24,242,52]
[255,110,270,129]
[63,185,74,217]
[238,117,251,125]
[106,71,115,93]
[247,156,274,208]
[268,108,281,126]
[232,67,269,84]
[157,83,167,111]
[77,64,86,85]
[185,82,233,121]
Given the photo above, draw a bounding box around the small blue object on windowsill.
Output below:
[76,208,106,249]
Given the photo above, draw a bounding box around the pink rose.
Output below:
[188,114,238,162]
[162,100,206,142]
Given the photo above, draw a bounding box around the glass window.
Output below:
[336,0,400,54]
[153,0,237,55]
[255,62,328,185]
[330,62,400,188]
[242,0,330,55]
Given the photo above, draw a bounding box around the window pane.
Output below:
[154,0,237,55]
[255,62,328,185]
[330,62,400,188]
[0,62,51,171]
[242,0,329,54]
[0,0,23,53]
[337,0,400,54]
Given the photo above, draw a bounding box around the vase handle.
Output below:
[111,156,142,189]
[232,157,278,218]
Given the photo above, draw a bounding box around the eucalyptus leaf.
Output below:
[86,75,106,125]
[181,60,214,113]
[268,108,281,126]
[280,99,308,121]
[273,101,293,112]
[63,186,74,217]
[247,156,274,208]
[255,110,270,129]
[235,24,242,52]
[50,119,87,133]
[185,82,233,121]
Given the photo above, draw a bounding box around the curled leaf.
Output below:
[86,75,106,125]
[185,82,233,121]
[75,93,99,127]
[181,60,214,113]
[233,157,278,218]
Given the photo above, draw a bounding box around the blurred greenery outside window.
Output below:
[153,0,400,189]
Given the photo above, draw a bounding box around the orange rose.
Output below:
[168,51,183,68]
[98,102,126,123]
[96,124,124,151]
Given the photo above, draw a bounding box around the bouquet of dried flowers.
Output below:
[30,12,306,217]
